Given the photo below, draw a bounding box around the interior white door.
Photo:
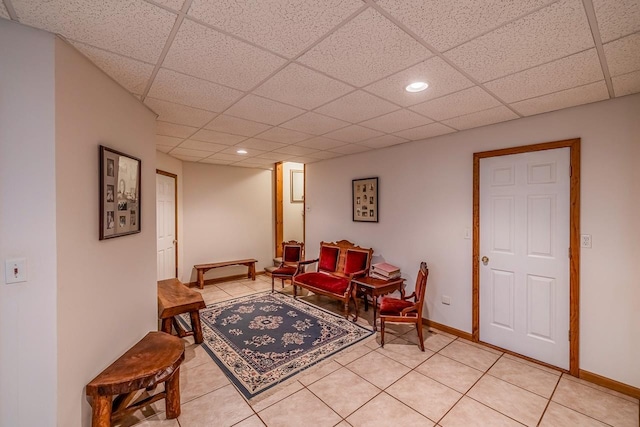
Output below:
[479,148,570,369]
[157,173,176,280]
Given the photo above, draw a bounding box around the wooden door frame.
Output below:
[274,162,306,258]
[156,169,178,278]
[472,138,580,376]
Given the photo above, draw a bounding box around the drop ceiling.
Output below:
[2,0,639,169]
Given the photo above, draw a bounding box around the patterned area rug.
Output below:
[179,292,373,399]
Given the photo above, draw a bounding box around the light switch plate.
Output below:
[5,258,27,284]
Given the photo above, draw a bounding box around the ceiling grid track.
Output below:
[581,0,615,98]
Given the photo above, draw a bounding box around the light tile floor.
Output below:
[118,275,639,427]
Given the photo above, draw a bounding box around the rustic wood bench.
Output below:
[158,278,206,344]
[86,331,184,427]
[194,258,258,289]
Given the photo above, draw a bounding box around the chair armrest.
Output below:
[345,269,368,279]
[298,258,319,266]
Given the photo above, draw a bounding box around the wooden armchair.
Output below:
[271,240,305,293]
[380,262,429,351]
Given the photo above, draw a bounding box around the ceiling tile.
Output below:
[169,147,212,159]
[156,121,197,138]
[445,0,594,82]
[0,3,9,18]
[360,109,433,133]
[253,63,354,110]
[442,106,519,130]
[323,125,384,143]
[191,129,247,145]
[237,138,288,151]
[156,135,183,147]
[593,0,640,43]
[273,145,320,156]
[330,144,372,154]
[377,0,555,51]
[359,134,408,149]
[200,157,234,165]
[410,86,501,121]
[172,154,204,162]
[511,81,609,116]
[232,162,273,170]
[70,41,154,95]
[235,157,278,166]
[148,68,243,112]
[315,91,399,122]
[178,140,228,152]
[280,112,350,135]
[394,123,456,140]
[156,145,173,153]
[204,115,272,137]
[162,19,286,91]
[298,8,432,87]
[205,152,246,162]
[188,0,363,58]
[485,49,604,103]
[364,57,475,107]
[153,0,186,12]
[305,150,343,160]
[224,94,305,126]
[13,0,176,63]
[294,136,346,150]
[286,156,320,164]
[612,70,640,96]
[144,97,216,127]
[603,33,640,77]
[256,152,295,162]
[219,146,267,157]
[256,127,312,144]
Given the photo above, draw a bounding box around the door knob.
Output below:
[173,240,177,245]
[481,256,489,265]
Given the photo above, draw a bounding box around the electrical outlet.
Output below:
[442,295,451,305]
[580,234,592,248]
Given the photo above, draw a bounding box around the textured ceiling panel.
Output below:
[0,3,9,18]
[485,49,604,103]
[280,112,351,135]
[205,152,248,162]
[298,8,432,87]
[224,95,305,126]
[156,145,173,153]
[178,140,228,152]
[593,0,640,43]
[156,135,183,147]
[70,41,154,95]
[364,57,474,107]
[377,0,554,51]
[410,86,501,121]
[148,69,243,112]
[200,157,234,165]
[254,63,354,110]
[394,123,456,141]
[445,0,594,82]
[305,150,342,160]
[294,136,346,150]
[360,109,433,133]
[359,134,408,149]
[162,19,286,91]
[188,0,363,58]
[204,115,272,137]
[442,106,519,130]
[273,145,320,156]
[612,70,640,96]
[156,121,197,138]
[238,138,288,151]
[315,91,399,123]
[153,0,185,12]
[323,125,384,143]
[219,146,266,157]
[170,147,213,159]
[144,97,216,127]
[13,0,176,63]
[172,154,205,162]
[190,129,247,145]
[257,152,295,161]
[256,127,312,144]
[603,33,640,77]
[330,144,372,154]
[511,81,609,116]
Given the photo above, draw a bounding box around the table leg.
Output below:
[372,295,378,331]
[197,269,204,289]
[190,310,204,344]
[90,394,113,427]
[351,286,359,322]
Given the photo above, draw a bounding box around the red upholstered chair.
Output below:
[380,262,429,351]
[271,241,304,292]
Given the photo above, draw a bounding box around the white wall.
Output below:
[182,163,273,283]
[55,39,158,427]
[283,162,304,243]
[0,20,57,427]
[156,152,185,279]
[306,94,640,388]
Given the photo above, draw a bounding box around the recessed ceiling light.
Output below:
[405,81,429,93]
[236,149,248,154]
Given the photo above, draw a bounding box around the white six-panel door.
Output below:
[479,148,570,369]
[157,173,176,281]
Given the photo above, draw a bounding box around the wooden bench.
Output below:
[86,331,184,427]
[194,258,258,289]
[158,278,206,344]
[293,240,373,317]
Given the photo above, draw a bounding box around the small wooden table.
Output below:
[194,258,258,289]
[158,278,206,344]
[351,276,405,331]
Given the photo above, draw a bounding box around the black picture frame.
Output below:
[353,177,378,222]
[99,145,141,240]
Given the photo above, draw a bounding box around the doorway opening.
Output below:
[275,162,305,258]
[156,169,178,280]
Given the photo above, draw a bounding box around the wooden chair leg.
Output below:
[190,311,204,344]
[380,319,385,348]
[164,368,181,419]
[161,317,173,335]
[271,275,275,293]
[416,321,425,352]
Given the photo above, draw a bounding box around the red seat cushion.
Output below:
[379,297,415,315]
[344,250,369,274]
[318,246,340,272]
[272,266,297,276]
[294,272,350,295]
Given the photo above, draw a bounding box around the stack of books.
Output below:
[370,262,401,280]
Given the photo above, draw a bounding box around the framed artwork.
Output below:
[353,177,378,222]
[291,169,304,203]
[99,145,141,240]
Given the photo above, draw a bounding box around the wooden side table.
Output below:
[351,276,405,331]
